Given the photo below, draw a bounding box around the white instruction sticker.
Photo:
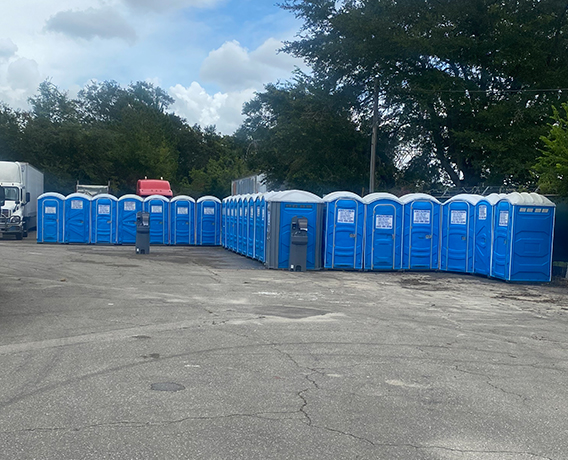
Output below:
[499,210,509,227]
[337,208,355,224]
[204,207,215,215]
[71,200,83,210]
[375,214,393,230]
[450,210,467,225]
[478,205,487,220]
[124,201,136,211]
[413,209,431,225]
[45,206,57,214]
[98,205,110,215]
[151,205,162,214]
[177,207,188,215]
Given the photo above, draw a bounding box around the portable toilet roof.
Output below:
[171,195,195,203]
[479,193,507,205]
[267,190,323,203]
[400,193,441,204]
[503,192,555,206]
[363,192,403,204]
[39,192,66,200]
[323,191,363,203]
[119,194,143,202]
[92,193,117,202]
[197,195,222,204]
[445,194,483,205]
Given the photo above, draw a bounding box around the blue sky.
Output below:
[0,0,306,133]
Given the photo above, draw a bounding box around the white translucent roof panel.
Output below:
[400,193,441,204]
[362,192,402,204]
[322,191,363,203]
[267,190,323,203]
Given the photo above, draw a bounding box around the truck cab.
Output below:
[0,161,44,240]
[136,179,173,198]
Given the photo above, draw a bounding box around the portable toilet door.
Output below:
[401,193,441,270]
[229,197,236,251]
[363,193,403,270]
[117,195,143,244]
[221,197,229,249]
[492,193,556,282]
[254,194,262,260]
[197,196,221,245]
[323,191,365,270]
[64,193,91,244]
[265,190,325,270]
[143,195,169,244]
[91,194,117,244]
[37,193,65,243]
[440,194,481,273]
[247,195,257,258]
[473,193,504,277]
[243,195,250,255]
[170,196,195,245]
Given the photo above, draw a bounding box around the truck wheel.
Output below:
[15,232,23,240]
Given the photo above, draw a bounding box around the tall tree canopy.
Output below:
[281,0,568,188]
[0,80,249,197]
[535,103,568,195]
[239,78,397,195]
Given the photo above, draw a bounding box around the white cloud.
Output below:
[200,38,302,92]
[121,0,222,12]
[7,58,40,91]
[45,7,137,44]
[170,82,256,134]
[0,39,18,61]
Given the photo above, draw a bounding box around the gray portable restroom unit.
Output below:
[265,190,325,271]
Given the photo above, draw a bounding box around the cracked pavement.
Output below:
[0,235,567,459]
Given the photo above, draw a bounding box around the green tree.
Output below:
[535,103,568,195]
[239,78,396,195]
[281,0,568,188]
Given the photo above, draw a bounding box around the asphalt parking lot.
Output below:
[1,234,567,459]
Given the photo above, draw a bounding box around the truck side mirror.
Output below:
[0,187,4,207]
[26,192,30,203]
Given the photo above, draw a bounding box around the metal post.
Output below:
[369,78,379,194]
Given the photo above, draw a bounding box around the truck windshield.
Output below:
[4,187,19,201]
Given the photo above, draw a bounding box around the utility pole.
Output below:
[369,78,379,194]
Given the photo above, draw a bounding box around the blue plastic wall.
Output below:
[364,199,403,270]
[247,197,255,258]
[170,197,195,245]
[37,193,65,243]
[197,199,221,246]
[91,195,117,244]
[64,194,91,244]
[492,200,555,282]
[117,195,143,244]
[144,196,169,244]
[402,198,440,269]
[473,200,494,276]
[275,202,320,270]
[324,198,364,270]
[440,200,475,273]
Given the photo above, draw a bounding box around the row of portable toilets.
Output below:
[221,190,556,282]
[37,193,222,246]
[37,189,556,282]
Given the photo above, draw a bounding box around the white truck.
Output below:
[0,161,44,240]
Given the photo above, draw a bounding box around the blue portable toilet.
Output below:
[143,195,170,244]
[473,193,505,277]
[236,195,245,253]
[91,194,118,244]
[363,193,404,271]
[323,191,365,270]
[221,197,228,248]
[401,193,441,270]
[64,193,91,244]
[491,192,555,282]
[170,195,196,245]
[37,193,65,243]
[257,191,277,263]
[265,190,325,270]
[242,194,251,255]
[197,196,221,245]
[117,194,143,245]
[440,194,481,273]
[253,194,262,260]
[247,194,257,258]
[228,196,236,251]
